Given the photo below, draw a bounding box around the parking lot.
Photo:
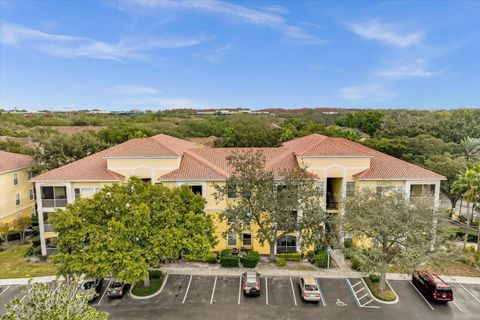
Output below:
[1,275,479,319]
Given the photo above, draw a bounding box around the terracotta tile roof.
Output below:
[32,133,445,182]
[0,151,35,173]
[284,135,445,180]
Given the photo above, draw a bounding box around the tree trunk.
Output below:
[459,196,463,217]
[269,240,276,261]
[144,273,150,287]
[449,198,457,219]
[379,260,387,292]
[463,202,470,249]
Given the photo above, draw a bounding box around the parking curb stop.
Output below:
[129,273,169,300]
[360,278,399,305]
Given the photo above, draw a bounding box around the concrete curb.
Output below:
[360,277,399,305]
[129,274,169,300]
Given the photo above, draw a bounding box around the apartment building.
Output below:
[0,151,36,224]
[31,134,445,256]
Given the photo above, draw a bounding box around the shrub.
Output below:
[31,226,40,237]
[25,246,41,257]
[31,236,41,248]
[351,255,366,271]
[276,257,286,267]
[305,250,315,260]
[205,252,218,264]
[149,270,162,279]
[220,249,231,257]
[6,230,21,242]
[240,251,259,268]
[279,253,301,262]
[344,238,353,248]
[220,255,239,267]
[464,246,476,254]
[369,274,380,283]
[313,251,329,268]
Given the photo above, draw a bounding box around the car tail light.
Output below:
[255,284,260,290]
[243,283,247,289]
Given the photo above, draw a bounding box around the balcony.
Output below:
[42,199,67,208]
[44,223,55,232]
[46,247,58,256]
[326,199,338,210]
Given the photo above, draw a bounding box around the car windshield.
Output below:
[110,282,123,288]
[82,281,95,289]
[305,285,318,291]
[435,288,452,293]
[246,282,258,287]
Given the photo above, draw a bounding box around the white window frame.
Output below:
[15,194,20,206]
[346,182,355,197]
[29,189,34,200]
[13,173,18,185]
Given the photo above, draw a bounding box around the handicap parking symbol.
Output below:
[336,299,347,307]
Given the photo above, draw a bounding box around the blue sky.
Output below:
[1,0,479,111]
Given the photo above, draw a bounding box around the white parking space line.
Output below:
[289,277,297,307]
[315,278,326,307]
[459,284,480,304]
[409,281,434,311]
[13,287,33,310]
[351,281,362,288]
[98,278,112,306]
[355,287,365,294]
[210,276,217,304]
[0,286,10,297]
[358,293,368,301]
[182,275,193,304]
[451,300,463,312]
[346,279,360,307]
[238,276,242,305]
[265,277,268,305]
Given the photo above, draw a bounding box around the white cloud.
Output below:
[0,23,207,61]
[348,19,423,48]
[338,83,396,101]
[193,44,232,62]
[108,85,158,95]
[377,59,441,79]
[124,0,323,44]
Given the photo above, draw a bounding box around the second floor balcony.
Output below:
[41,186,67,208]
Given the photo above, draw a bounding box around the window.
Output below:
[29,189,34,200]
[227,183,237,199]
[376,185,404,197]
[242,233,252,246]
[13,173,18,185]
[27,171,33,180]
[189,185,203,196]
[74,187,101,200]
[227,233,237,246]
[74,188,81,200]
[15,194,20,206]
[346,182,355,197]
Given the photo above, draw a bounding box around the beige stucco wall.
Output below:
[298,157,370,180]
[106,158,180,181]
[0,167,35,224]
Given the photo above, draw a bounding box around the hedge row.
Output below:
[313,251,329,268]
[240,251,259,268]
[220,254,239,267]
[279,252,301,262]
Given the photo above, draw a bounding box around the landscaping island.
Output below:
[131,270,165,297]
[363,275,397,302]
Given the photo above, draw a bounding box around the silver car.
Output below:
[298,276,321,302]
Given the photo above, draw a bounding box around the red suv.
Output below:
[412,271,453,302]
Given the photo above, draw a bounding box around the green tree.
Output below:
[345,189,445,292]
[1,280,108,320]
[459,137,480,161]
[214,151,325,260]
[98,125,153,145]
[51,178,216,286]
[12,216,31,243]
[0,222,12,246]
[453,164,480,251]
[424,154,467,215]
[35,131,108,172]
[335,110,384,136]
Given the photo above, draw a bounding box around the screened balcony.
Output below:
[41,186,67,208]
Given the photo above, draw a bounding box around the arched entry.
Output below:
[276,235,297,254]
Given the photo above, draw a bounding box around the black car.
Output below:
[412,271,453,302]
[79,278,104,302]
[106,279,129,298]
[242,271,261,296]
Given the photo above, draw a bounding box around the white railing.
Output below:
[42,199,67,208]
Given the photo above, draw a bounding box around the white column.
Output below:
[35,183,47,256]
[405,181,412,201]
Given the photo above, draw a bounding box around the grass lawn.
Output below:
[0,244,57,279]
[131,273,165,297]
[363,277,397,301]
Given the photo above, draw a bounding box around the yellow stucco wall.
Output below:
[299,157,370,179]
[106,158,180,181]
[0,167,35,224]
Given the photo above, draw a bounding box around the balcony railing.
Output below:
[44,223,55,232]
[42,199,67,208]
[46,247,58,256]
[276,246,297,254]
[326,201,338,210]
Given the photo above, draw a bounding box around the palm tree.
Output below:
[453,164,480,251]
[460,137,480,161]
